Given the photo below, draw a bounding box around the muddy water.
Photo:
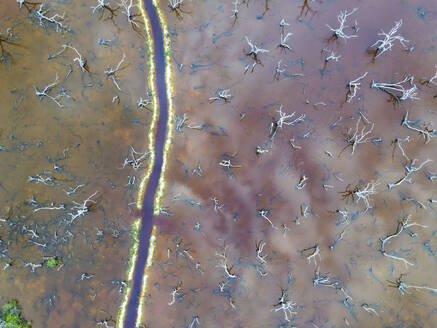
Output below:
[0,1,151,327]
[140,0,437,327]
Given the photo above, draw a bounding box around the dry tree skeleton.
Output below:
[296,174,308,190]
[168,0,190,20]
[323,48,341,63]
[209,89,232,103]
[64,184,85,196]
[57,44,90,73]
[120,145,149,170]
[279,18,290,32]
[346,72,368,103]
[339,180,379,212]
[104,53,126,91]
[34,73,64,108]
[257,208,279,230]
[391,136,410,161]
[341,115,375,156]
[274,60,286,80]
[271,288,298,322]
[312,268,352,300]
[370,20,409,58]
[244,36,269,72]
[119,0,144,34]
[219,159,242,170]
[379,215,427,267]
[327,8,359,41]
[175,113,188,132]
[68,191,98,223]
[302,244,321,265]
[137,95,152,111]
[255,240,267,264]
[210,197,224,212]
[402,111,436,143]
[230,0,239,26]
[278,32,293,52]
[387,158,432,190]
[91,0,120,20]
[32,4,66,32]
[371,75,419,103]
[387,274,437,295]
[216,243,237,279]
[270,105,305,141]
[168,281,183,306]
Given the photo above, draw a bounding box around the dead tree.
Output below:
[402,111,436,144]
[104,53,126,91]
[346,72,368,103]
[327,8,359,41]
[271,288,297,322]
[278,32,293,52]
[216,243,237,279]
[120,145,149,170]
[168,281,183,306]
[209,89,232,103]
[91,0,119,20]
[168,0,190,20]
[32,4,65,32]
[371,75,419,103]
[370,20,409,58]
[301,244,321,265]
[279,18,290,33]
[270,105,305,141]
[273,60,286,80]
[34,73,64,108]
[244,36,269,72]
[257,208,279,230]
[387,158,432,190]
[68,192,98,223]
[230,0,239,27]
[388,274,437,295]
[341,115,375,156]
[339,180,379,212]
[323,48,341,63]
[380,215,427,268]
[119,0,144,34]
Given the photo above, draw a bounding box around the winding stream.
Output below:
[124,1,169,326]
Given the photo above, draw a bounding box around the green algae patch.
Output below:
[46,257,63,268]
[0,300,31,328]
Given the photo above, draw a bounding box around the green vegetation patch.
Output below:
[46,256,63,268]
[0,300,31,327]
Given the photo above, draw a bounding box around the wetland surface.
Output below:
[1,0,437,327]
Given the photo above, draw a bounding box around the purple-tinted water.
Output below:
[124,1,169,326]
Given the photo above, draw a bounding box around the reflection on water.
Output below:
[0,0,150,327]
[141,0,437,327]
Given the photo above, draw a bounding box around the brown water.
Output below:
[140,0,437,327]
[1,0,437,327]
[0,1,150,327]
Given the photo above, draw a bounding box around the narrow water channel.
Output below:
[124,1,169,326]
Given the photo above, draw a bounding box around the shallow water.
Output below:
[0,1,151,327]
[140,0,437,327]
[1,0,437,327]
